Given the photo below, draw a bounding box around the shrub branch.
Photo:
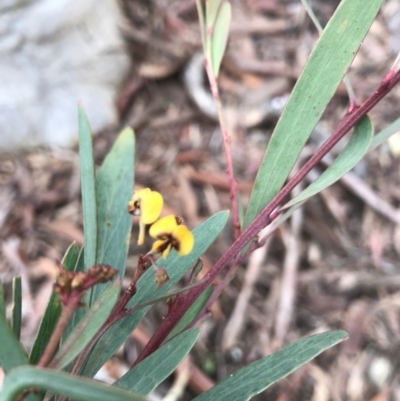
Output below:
[133,65,400,366]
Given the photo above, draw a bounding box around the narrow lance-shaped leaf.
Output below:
[283,115,373,209]
[205,0,224,36]
[92,127,134,303]
[211,1,231,76]
[0,366,149,401]
[244,0,383,228]
[62,246,88,343]
[78,104,97,272]
[30,243,80,364]
[195,0,206,50]
[50,280,120,370]
[369,116,400,151]
[204,0,223,66]
[0,313,28,373]
[114,328,200,395]
[166,287,213,341]
[193,330,348,401]
[11,276,22,340]
[250,117,373,241]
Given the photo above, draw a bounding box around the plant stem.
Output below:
[133,67,400,366]
[69,310,120,375]
[37,297,81,368]
[69,258,148,374]
[69,258,205,374]
[204,58,241,240]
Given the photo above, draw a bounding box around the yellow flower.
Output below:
[128,188,163,245]
[149,215,194,259]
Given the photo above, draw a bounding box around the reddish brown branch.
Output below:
[133,68,400,366]
[204,57,241,240]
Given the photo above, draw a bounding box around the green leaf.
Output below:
[267,201,306,236]
[62,243,81,271]
[114,328,199,395]
[78,104,97,272]
[243,0,383,229]
[204,0,222,63]
[0,280,5,318]
[74,245,86,273]
[92,127,134,303]
[30,243,80,364]
[166,287,213,341]
[11,276,22,340]
[206,0,223,29]
[0,313,28,373]
[283,116,373,209]
[62,246,88,343]
[211,1,231,76]
[193,330,347,401]
[369,116,400,151]
[0,366,149,401]
[82,211,229,377]
[195,0,206,51]
[50,280,120,370]
[260,116,373,233]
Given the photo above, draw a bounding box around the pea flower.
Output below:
[149,215,194,259]
[128,188,163,245]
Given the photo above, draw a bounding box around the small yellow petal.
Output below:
[173,225,194,256]
[162,244,172,259]
[152,239,167,253]
[132,188,151,203]
[149,215,177,238]
[138,221,146,245]
[141,191,163,224]
[129,188,151,215]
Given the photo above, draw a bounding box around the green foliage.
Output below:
[194,331,347,401]
[68,125,134,342]
[256,115,396,232]
[78,105,97,273]
[369,116,400,151]
[81,211,229,377]
[196,0,232,77]
[11,277,22,340]
[0,313,28,373]
[166,286,213,341]
[62,245,87,343]
[49,281,120,370]
[93,127,134,300]
[30,243,80,364]
[114,328,200,395]
[244,0,383,228]
[78,107,134,306]
[0,366,149,401]
[3,0,400,399]
[284,116,373,209]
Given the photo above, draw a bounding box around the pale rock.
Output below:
[0,0,130,150]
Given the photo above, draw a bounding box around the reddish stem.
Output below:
[37,295,82,368]
[204,58,241,240]
[133,68,400,366]
[69,257,149,375]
